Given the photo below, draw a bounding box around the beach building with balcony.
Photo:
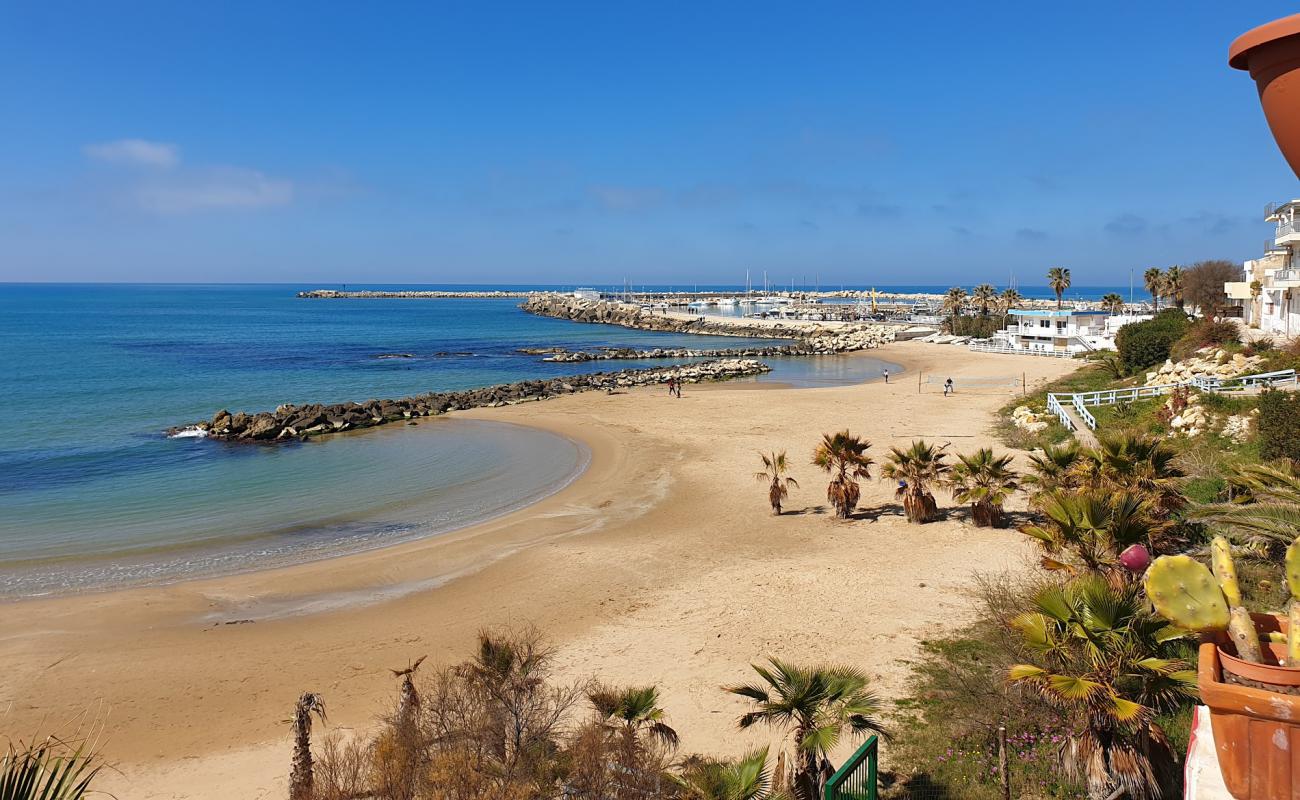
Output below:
[1225,200,1300,337]
[972,309,1139,356]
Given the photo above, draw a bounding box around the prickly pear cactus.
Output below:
[1211,535,1243,608]
[1287,537,1300,600]
[1289,602,1300,667]
[1228,606,1264,663]
[1145,555,1230,633]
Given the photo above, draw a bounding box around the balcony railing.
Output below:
[1275,269,1300,283]
[1278,219,1298,239]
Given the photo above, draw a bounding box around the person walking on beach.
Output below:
[666,377,677,397]
[943,377,954,396]
[882,367,890,384]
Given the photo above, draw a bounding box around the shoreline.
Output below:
[0,342,1081,800]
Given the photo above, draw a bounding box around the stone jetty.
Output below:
[526,344,813,363]
[519,295,895,351]
[169,359,770,442]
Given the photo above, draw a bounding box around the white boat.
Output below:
[717,297,738,306]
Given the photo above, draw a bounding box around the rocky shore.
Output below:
[168,359,770,442]
[519,295,895,351]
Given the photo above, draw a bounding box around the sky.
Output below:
[0,2,1296,286]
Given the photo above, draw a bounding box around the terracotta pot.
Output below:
[1199,614,1300,799]
[1230,14,1300,180]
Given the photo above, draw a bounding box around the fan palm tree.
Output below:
[1162,266,1184,310]
[587,684,680,749]
[289,692,327,800]
[672,748,785,800]
[756,451,799,515]
[1024,442,1082,498]
[1075,435,1185,520]
[1047,267,1071,309]
[1007,576,1196,800]
[1100,293,1125,315]
[1019,489,1155,574]
[1143,268,1164,312]
[971,283,997,316]
[811,431,872,519]
[942,286,968,317]
[880,440,950,523]
[725,659,886,800]
[947,448,1020,527]
[0,737,104,800]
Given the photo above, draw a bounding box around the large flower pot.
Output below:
[1230,14,1300,180]
[1199,614,1300,799]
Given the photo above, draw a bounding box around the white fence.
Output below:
[1048,368,1297,432]
[968,340,1077,358]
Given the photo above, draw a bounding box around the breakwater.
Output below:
[169,359,770,442]
[519,295,896,351]
[522,344,813,362]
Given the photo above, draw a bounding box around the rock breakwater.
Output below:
[298,289,531,299]
[527,344,812,363]
[519,295,895,352]
[168,359,770,442]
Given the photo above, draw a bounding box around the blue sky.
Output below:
[0,2,1294,285]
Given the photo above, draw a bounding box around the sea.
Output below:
[0,283,1141,598]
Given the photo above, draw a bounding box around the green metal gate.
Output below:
[824,735,878,800]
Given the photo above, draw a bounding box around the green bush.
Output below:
[1258,389,1300,462]
[1116,310,1191,375]
[947,314,1008,338]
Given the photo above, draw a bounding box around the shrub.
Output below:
[1170,318,1241,361]
[1115,310,1191,375]
[1258,389,1300,462]
[947,314,1008,338]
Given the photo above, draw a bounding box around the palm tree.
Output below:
[0,737,104,800]
[1100,293,1125,315]
[725,659,886,800]
[1024,442,1082,498]
[1163,266,1184,310]
[1019,489,1155,574]
[1007,576,1196,800]
[1194,463,1300,555]
[947,448,1020,528]
[672,748,784,800]
[942,286,968,317]
[880,440,950,523]
[999,287,1023,312]
[811,431,872,519]
[756,451,799,515]
[391,655,426,736]
[1047,267,1071,309]
[1250,279,1263,327]
[1143,267,1164,312]
[971,283,997,316]
[587,684,680,749]
[289,692,327,800]
[1075,435,1185,520]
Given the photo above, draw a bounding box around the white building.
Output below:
[973,309,1147,356]
[1225,200,1300,337]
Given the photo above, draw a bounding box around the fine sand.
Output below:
[0,342,1078,799]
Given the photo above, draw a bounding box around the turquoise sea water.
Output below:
[0,284,901,597]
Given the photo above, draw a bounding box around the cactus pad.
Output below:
[1287,537,1300,600]
[1211,535,1243,609]
[1228,606,1264,663]
[1145,555,1229,633]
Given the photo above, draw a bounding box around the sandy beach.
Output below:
[0,342,1078,799]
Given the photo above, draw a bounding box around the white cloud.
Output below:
[134,167,293,214]
[84,139,179,169]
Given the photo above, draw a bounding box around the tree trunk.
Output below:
[289,708,314,800]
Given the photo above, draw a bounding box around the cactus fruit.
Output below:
[1211,535,1243,608]
[1119,544,1151,573]
[1144,555,1230,633]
